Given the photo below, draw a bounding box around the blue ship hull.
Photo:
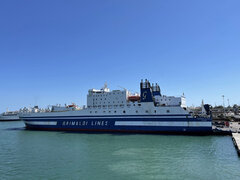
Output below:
[22,115,213,135]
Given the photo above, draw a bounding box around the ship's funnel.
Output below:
[152,83,161,96]
[140,79,153,102]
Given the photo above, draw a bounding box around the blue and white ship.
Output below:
[20,79,212,134]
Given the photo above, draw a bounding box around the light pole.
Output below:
[222,95,225,107]
[222,95,225,116]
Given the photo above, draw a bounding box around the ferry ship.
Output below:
[20,79,212,134]
[0,106,40,121]
[0,111,20,121]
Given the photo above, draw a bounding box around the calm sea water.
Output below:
[0,121,240,180]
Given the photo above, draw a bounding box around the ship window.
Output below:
[154,110,156,113]
[109,111,111,113]
[136,110,138,113]
[95,111,97,113]
[145,110,148,113]
[166,110,170,113]
[114,111,117,113]
[138,104,141,106]
[90,111,92,113]
[103,111,106,113]
[123,110,126,113]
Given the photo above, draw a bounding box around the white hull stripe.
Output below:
[114,121,212,127]
[22,116,191,120]
[25,121,57,125]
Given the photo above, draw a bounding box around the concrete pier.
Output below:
[232,133,240,155]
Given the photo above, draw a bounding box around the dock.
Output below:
[232,133,240,155]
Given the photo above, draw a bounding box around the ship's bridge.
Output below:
[87,85,129,108]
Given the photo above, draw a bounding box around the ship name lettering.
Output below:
[63,120,107,126]
[91,121,108,126]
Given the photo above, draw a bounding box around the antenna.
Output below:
[104,82,107,89]
[118,86,127,91]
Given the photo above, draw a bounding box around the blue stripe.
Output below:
[24,117,212,133]
[25,124,212,133]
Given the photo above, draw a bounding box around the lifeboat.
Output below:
[67,104,76,108]
[128,96,140,102]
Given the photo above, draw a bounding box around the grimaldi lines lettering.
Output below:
[62,120,108,126]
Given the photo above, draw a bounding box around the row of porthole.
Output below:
[93,99,123,101]
[88,109,170,113]
[89,109,169,113]
[93,101,124,104]
[92,92,125,97]
[90,111,117,113]
[89,105,122,107]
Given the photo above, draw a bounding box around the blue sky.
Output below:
[0,0,240,112]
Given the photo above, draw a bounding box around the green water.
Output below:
[0,122,240,180]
